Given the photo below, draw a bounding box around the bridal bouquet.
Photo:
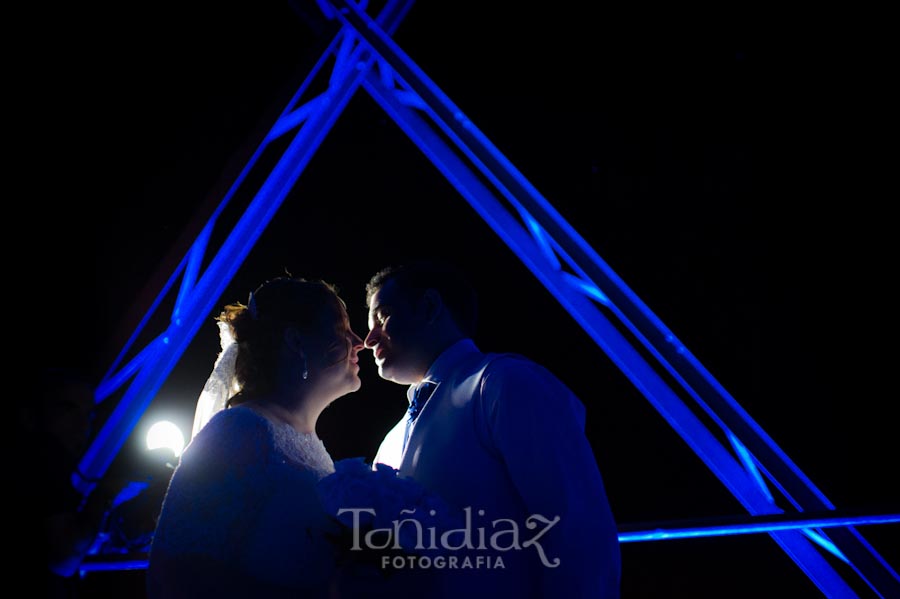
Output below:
[317,457,463,553]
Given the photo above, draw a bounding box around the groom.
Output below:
[365,260,621,598]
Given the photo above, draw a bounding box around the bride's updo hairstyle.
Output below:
[217,276,341,406]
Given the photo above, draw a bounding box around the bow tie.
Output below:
[408,381,437,422]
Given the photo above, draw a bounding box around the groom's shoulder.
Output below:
[482,351,545,373]
[459,349,528,376]
[480,351,573,392]
[455,348,567,391]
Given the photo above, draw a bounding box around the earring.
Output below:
[302,356,309,381]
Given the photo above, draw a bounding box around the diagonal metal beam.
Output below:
[77,2,896,595]
[359,57,858,598]
[74,0,416,499]
[326,0,900,595]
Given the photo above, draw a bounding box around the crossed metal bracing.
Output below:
[76,0,899,595]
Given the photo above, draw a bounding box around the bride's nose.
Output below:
[350,331,364,351]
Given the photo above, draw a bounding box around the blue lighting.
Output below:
[618,514,900,543]
[71,2,900,596]
[328,1,900,594]
[801,529,849,564]
[73,0,412,501]
[727,431,775,504]
[79,559,149,573]
[561,271,610,306]
[75,513,896,572]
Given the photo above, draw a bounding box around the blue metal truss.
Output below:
[74,0,899,596]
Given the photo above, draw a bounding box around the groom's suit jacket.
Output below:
[374,339,621,599]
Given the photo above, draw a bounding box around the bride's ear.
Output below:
[284,326,307,356]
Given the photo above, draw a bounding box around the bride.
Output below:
[148,276,437,598]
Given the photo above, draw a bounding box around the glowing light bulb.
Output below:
[147,420,185,457]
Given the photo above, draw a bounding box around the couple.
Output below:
[147,261,621,598]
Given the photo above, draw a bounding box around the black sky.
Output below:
[29,1,898,596]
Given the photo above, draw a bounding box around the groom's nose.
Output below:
[364,329,379,349]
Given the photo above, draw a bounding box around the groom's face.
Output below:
[365,278,430,385]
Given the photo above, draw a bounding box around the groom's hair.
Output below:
[366,260,478,337]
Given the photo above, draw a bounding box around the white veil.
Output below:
[191,319,241,439]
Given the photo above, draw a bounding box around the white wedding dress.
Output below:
[147,405,340,598]
[148,404,448,598]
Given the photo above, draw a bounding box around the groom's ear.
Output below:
[421,288,443,324]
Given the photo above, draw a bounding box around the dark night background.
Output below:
[24,1,898,597]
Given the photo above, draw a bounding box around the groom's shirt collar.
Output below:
[406,338,479,403]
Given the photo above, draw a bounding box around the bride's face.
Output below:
[312,301,365,395]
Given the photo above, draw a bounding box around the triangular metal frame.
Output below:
[75,1,899,595]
